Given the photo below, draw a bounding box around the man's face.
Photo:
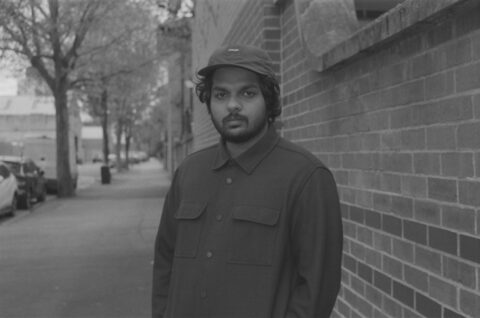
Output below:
[210,67,268,143]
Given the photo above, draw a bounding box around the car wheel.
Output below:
[18,191,32,210]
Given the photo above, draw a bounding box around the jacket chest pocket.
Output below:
[228,206,280,266]
[174,202,206,258]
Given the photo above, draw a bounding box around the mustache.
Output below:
[223,113,248,124]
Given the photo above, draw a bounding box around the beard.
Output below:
[212,112,268,144]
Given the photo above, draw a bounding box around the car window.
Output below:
[0,164,11,179]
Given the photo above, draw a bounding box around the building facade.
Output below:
[190,0,480,317]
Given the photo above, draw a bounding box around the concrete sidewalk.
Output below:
[0,157,172,318]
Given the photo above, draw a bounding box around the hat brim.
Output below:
[197,64,269,77]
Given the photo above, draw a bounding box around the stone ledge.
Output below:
[316,0,473,72]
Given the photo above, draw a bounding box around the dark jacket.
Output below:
[152,126,343,318]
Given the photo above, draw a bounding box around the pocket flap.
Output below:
[232,206,280,226]
[175,202,206,220]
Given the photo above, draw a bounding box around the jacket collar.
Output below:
[212,125,280,174]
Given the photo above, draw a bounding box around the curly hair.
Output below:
[195,70,281,122]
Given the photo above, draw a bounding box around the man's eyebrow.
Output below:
[212,83,259,91]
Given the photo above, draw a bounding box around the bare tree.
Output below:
[76,0,159,170]
[0,0,118,197]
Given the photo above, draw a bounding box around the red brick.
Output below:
[458,122,480,149]
[382,214,402,237]
[393,238,414,263]
[460,289,480,318]
[357,261,373,283]
[403,219,427,245]
[413,96,473,127]
[427,177,458,203]
[380,153,413,173]
[365,210,381,229]
[402,307,423,318]
[380,131,401,151]
[393,280,414,307]
[456,61,480,92]
[410,52,435,78]
[373,192,391,213]
[414,200,441,225]
[476,152,480,178]
[475,94,480,119]
[428,226,458,256]
[351,241,367,260]
[357,227,373,246]
[383,255,403,280]
[391,195,413,218]
[441,152,475,178]
[442,205,476,234]
[414,153,441,175]
[425,21,454,48]
[426,125,457,150]
[443,255,477,289]
[455,4,480,36]
[425,70,454,100]
[443,308,466,318]
[379,173,402,193]
[401,175,427,198]
[404,264,429,293]
[351,275,365,295]
[365,246,382,269]
[374,308,390,318]
[415,246,442,274]
[374,270,392,294]
[428,276,458,308]
[459,180,480,207]
[373,232,392,254]
[415,292,442,318]
[382,294,403,317]
[444,37,473,68]
[400,128,426,150]
[460,234,480,264]
[336,298,351,318]
[365,284,383,310]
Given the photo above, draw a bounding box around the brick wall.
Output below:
[191,0,480,317]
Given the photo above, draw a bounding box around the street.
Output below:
[0,159,171,318]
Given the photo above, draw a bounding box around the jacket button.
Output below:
[216,214,223,221]
[226,177,233,184]
[200,290,207,298]
[206,251,213,258]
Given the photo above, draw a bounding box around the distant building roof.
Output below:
[0,96,55,115]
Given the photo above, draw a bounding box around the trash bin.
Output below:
[101,165,111,184]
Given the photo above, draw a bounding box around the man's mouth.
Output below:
[223,115,247,126]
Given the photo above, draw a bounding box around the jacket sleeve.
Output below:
[287,167,343,318]
[152,171,180,318]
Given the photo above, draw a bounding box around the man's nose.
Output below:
[227,97,241,112]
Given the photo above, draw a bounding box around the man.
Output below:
[152,44,343,318]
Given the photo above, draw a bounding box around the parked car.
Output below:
[0,161,18,217]
[0,155,47,210]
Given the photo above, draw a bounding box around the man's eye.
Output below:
[213,91,226,99]
[243,90,257,97]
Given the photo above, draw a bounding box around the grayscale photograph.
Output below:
[0,0,479,317]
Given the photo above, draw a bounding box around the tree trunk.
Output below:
[101,89,110,165]
[125,131,131,170]
[54,86,74,197]
[115,119,123,171]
